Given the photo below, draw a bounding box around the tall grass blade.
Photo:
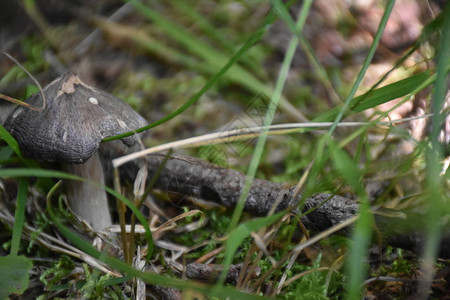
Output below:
[227,0,312,232]
[417,2,450,296]
[328,0,395,135]
[327,137,373,299]
[10,178,28,256]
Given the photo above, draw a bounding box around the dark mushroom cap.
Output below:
[4,72,148,163]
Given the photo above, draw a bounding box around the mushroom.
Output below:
[3,72,147,230]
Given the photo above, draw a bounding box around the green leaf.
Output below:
[421,1,450,289]
[0,123,23,160]
[326,136,373,299]
[350,70,434,113]
[345,199,373,300]
[314,69,434,122]
[0,255,32,299]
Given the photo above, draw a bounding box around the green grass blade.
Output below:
[328,0,395,134]
[0,124,54,188]
[327,137,373,300]
[10,178,28,256]
[350,71,434,113]
[0,255,32,298]
[313,66,447,123]
[0,123,23,160]
[227,0,312,232]
[419,2,450,295]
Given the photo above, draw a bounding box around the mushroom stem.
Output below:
[63,152,112,230]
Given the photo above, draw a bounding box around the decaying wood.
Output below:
[142,154,358,233]
[100,143,358,232]
[100,143,450,258]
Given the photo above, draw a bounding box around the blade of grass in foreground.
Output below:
[344,1,394,298]
[10,178,28,256]
[324,1,395,298]
[227,0,312,235]
[417,2,450,297]
[327,137,373,299]
[0,123,23,161]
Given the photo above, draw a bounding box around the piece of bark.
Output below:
[186,263,260,285]
[99,143,359,234]
[143,154,358,233]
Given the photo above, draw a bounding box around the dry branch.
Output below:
[100,143,449,258]
[145,154,359,231]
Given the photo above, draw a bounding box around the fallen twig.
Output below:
[100,143,450,258]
